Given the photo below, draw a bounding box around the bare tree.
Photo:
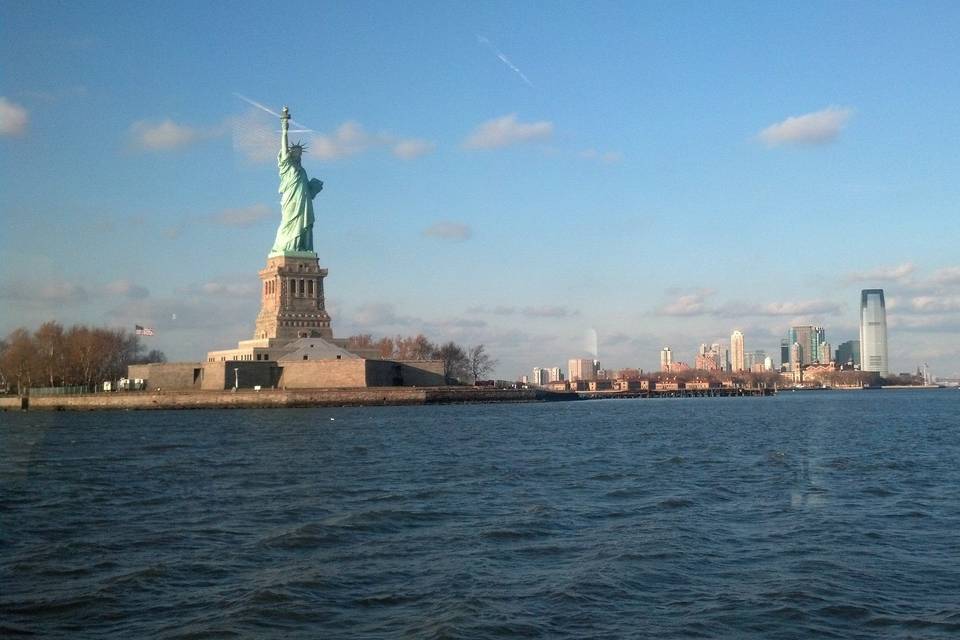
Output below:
[467,344,497,383]
[2,329,38,394]
[34,321,66,387]
[375,336,395,359]
[0,337,8,391]
[394,334,436,360]
[346,334,375,349]
[434,341,469,384]
[2,323,149,392]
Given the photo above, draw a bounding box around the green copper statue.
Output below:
[270,106,323,256]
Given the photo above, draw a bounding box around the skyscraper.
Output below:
[568,358,596,382]
[790,342,802,371]
[730,330,745,372]
[712,343,729,371]
[818,342,833,365]
[860,289,889,377]
[787,325,826,365]
[744,350,767,370]
[532,367,550,386]
[660,347,673,371]
[836,340,860,367]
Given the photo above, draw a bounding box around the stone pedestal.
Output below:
[254,252,333,340]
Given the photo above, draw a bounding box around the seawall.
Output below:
[0,387,578,412]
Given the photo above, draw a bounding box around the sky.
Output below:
[2,1,960,379]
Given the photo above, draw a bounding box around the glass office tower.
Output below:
[787,325,827,365]
[836,340,860,367]
[859,289,889,377]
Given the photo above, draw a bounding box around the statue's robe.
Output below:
[271,151,322,254]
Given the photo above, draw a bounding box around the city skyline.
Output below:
[3,3,960,378]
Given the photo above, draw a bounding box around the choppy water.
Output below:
[2,390,959,638]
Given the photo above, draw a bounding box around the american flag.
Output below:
[135,325,155,336]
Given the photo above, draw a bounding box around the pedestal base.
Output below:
[254,253,332,341]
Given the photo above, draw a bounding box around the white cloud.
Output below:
[468,304,578,318]
[889,314,960,333]
[104,280,149,299]
[0,279,149,302]
[902,295,960,314]
[392,138,435,159]
[130,119,208,150]
[728,300,844,317]
[522,306,577,318]
[198,282,258,296]
[310,121,372,160]
[229,108,434,163]
[931,266,960,286]
[0,97,28,136]
[657,290,714,316]
[211,204,273,228]
[463,114,553,150]
[423,221,472,241]
[758,106,853,146]
[0,282,86,302]
[352,303,415,327]
[230,109,277,162]
[844,262,915,284]
[657,290,842,319]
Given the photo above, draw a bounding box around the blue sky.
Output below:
[2,1,960,378]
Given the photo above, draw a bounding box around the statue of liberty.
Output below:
[270,106,323,255]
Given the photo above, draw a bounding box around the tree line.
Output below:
[346,333,496,384]
[0,322,165,394]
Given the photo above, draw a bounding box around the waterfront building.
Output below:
[711,343,729,371]
[548,366,564,382]
[744,350,767,370]
[695,353,721,371]
[780,338,791,372]
[790,342,802,372]
[731,330,745,372]
[568,358,596,382]
[660,347,673,371]
[818,342,833,365]
[763,356,773,371]
[787,325,826,366]
[532,367,550,386]
[860,289,889,377]
[836,340,860,367]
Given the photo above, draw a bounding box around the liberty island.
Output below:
[0,106,570,410]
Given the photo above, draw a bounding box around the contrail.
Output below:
[233,93,314,131]
[234,93,281,117]
[477,35,534,88]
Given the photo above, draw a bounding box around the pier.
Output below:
[577,387,776,400]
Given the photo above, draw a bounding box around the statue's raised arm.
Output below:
[279,106,291,160]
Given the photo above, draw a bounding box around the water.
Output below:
[2,390,959,638]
